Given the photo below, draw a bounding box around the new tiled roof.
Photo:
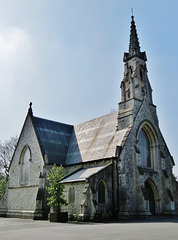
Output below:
[33,116,73,165]
[32,111,129,166]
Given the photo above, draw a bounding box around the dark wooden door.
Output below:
[145,181,155,215]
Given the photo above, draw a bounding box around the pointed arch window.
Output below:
[128,66,133,77]
[69,187,75,203]
[98,181,106,204]
[140,65,145,82]
[138,129,151,167]
[140,68,143,81]
[137,123,159,170]
[20,146,31,185]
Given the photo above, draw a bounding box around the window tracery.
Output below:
[137,122,158,170]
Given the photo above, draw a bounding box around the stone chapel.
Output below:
[0,16,176,220]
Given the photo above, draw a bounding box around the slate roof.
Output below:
[31,111,129,166]
[32,116,73,165]
[61,165,108,183]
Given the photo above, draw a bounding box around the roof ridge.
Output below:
[74,110,118,127]
[33,115,74,128]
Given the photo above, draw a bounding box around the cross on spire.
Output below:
[131,7,133,16]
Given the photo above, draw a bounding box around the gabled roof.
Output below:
[66,111,128,165]
[30,111,128,166]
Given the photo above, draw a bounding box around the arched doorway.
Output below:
[145,181,155,215]
[145,179,159,215]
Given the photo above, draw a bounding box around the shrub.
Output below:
[0,178,6,200]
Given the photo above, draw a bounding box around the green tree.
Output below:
[46,164,67,212]
[0,178,6,200]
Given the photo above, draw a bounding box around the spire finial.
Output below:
[28,102,33,115]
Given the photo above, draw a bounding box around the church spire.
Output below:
[123,15,147,62]
[129,15,140,56]
[117,16,156,130]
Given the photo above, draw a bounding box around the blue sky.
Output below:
[0,0,178,174]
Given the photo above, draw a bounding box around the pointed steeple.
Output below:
[123,16,147,62]
[117,16,157,131]
[129,15,140,55]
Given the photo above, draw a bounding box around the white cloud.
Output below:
[0,27,32,61]
[0,27,35,96]
[0,27,37,142]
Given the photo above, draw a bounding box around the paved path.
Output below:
[0,217,178,240]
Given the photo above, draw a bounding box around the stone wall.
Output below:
[6,114,45,218]
[61,182,89,220]
[88,164,113,219]
[61,164,113,221]
[118,99,176,216]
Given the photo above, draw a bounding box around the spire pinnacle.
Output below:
[129,15,140,55]
[123,16,147,62]
[28,102,33,115]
